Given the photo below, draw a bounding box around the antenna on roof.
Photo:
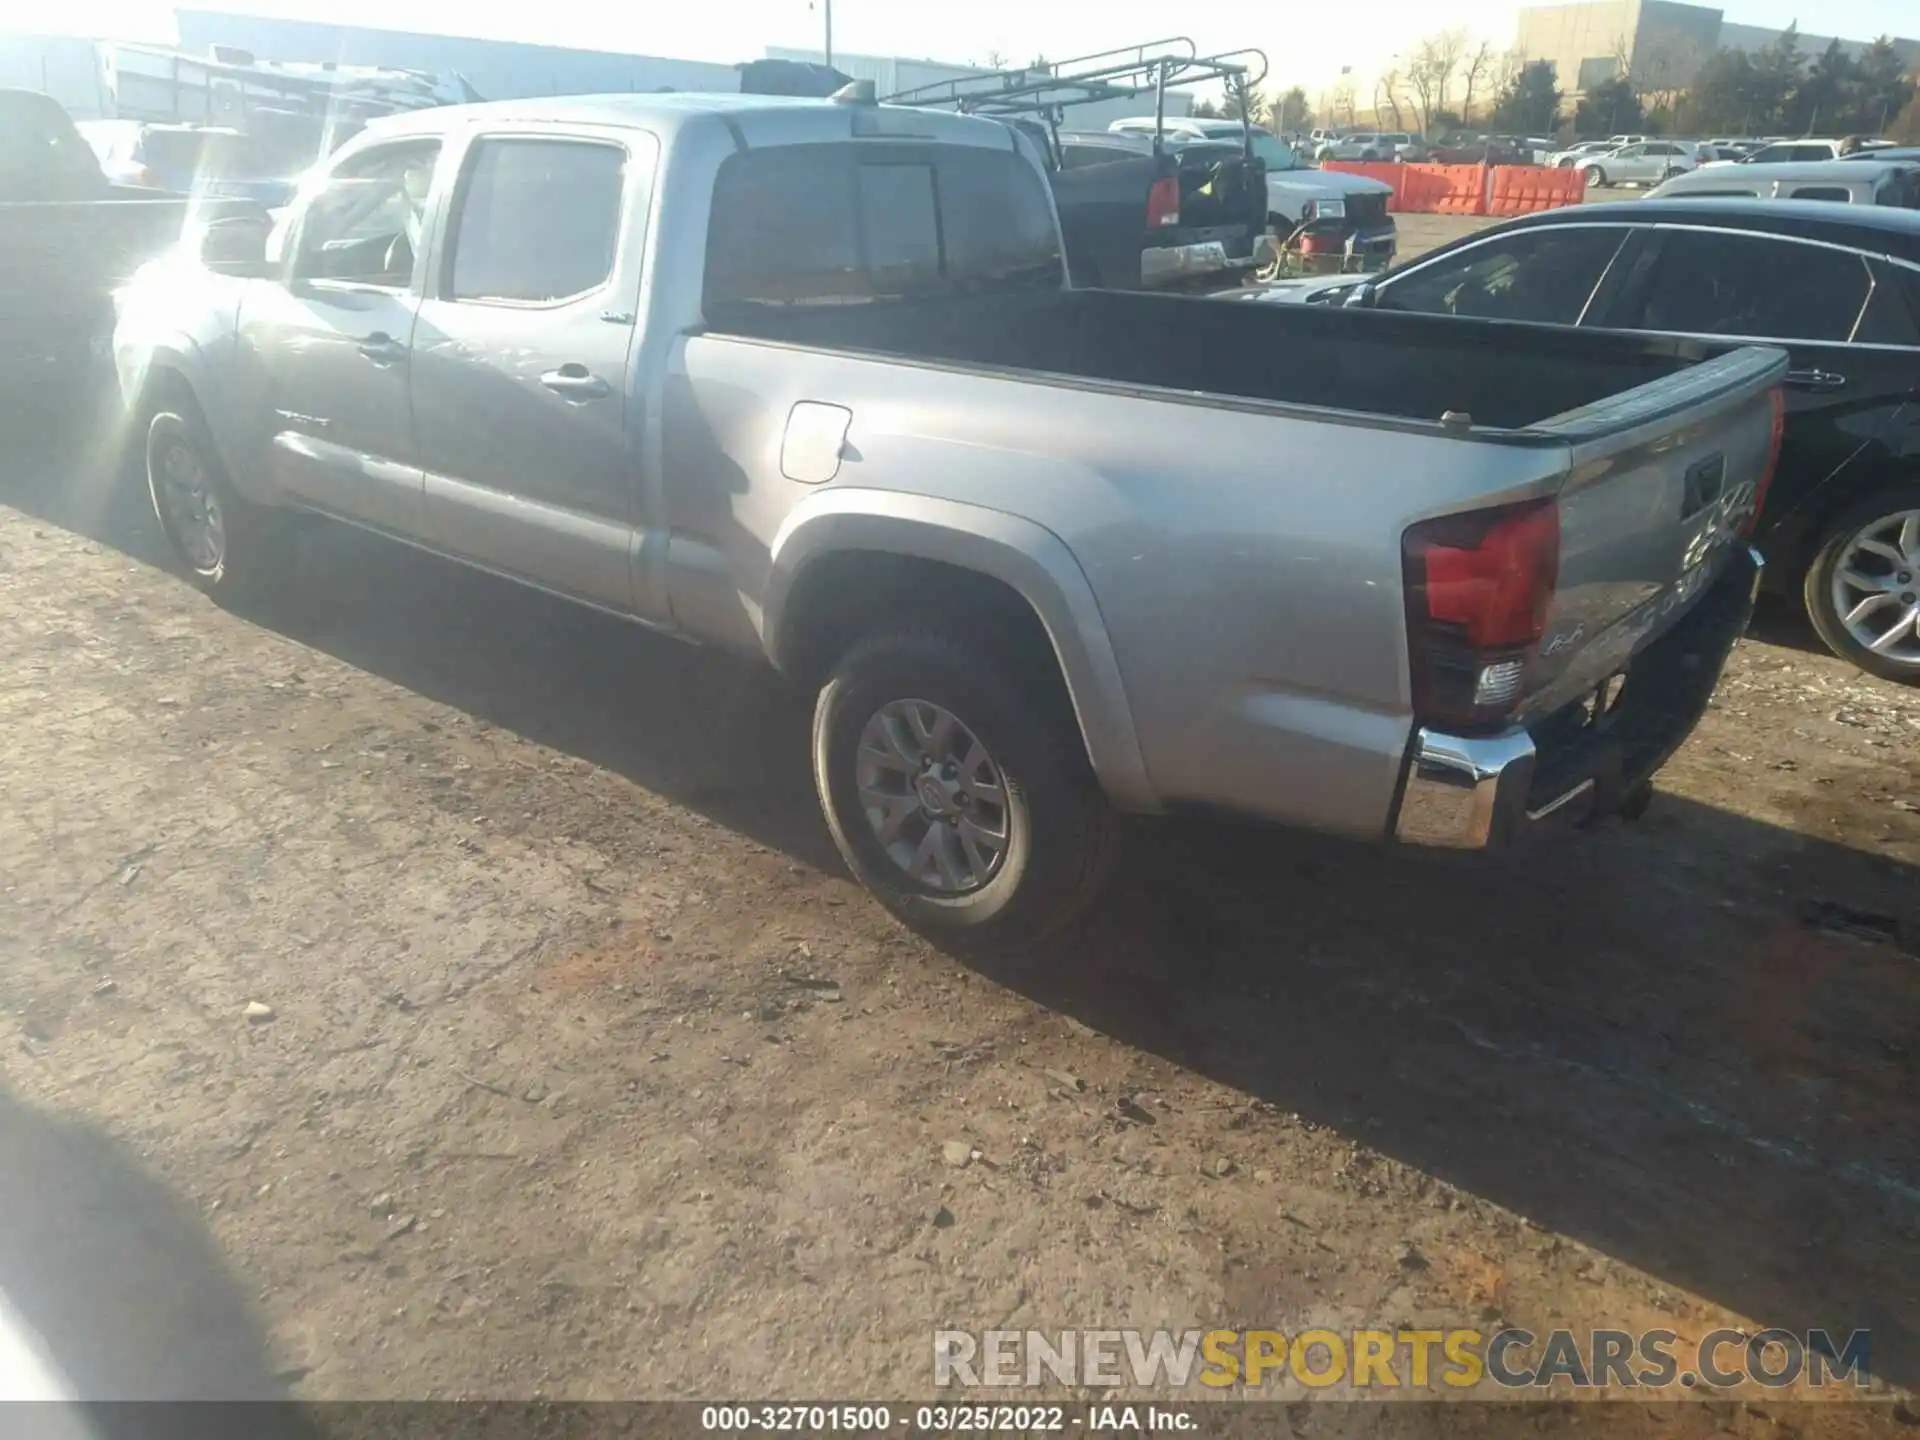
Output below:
[831,79,877,105]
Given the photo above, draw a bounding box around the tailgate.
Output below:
[1517,343,1787,720]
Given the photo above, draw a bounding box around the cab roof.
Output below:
[360,91,1021,151]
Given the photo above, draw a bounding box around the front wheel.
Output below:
[1583,166,1609,188]
[1803,486,1920,685]
[146,406,294,608]
[812,630,1120,950]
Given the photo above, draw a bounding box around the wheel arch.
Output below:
[764,491,1158,813]
[1763,460,1920,588]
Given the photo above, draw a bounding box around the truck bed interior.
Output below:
[711,288,1703,432]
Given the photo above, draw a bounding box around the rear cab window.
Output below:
[705,141,1063,312]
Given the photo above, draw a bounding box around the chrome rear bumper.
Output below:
[1392,546,1762,850]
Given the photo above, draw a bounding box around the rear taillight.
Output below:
[1146,176,1181,229]
[1742,386,1785,538]
[1402,498,1561,732]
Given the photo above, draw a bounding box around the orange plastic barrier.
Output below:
[1485,164,1589,216]
[1320,160,1488,215]
[1429,164,1491,215]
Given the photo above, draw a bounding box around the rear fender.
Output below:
[765,489,1158,813]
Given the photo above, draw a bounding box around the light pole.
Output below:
[823,0,833,69]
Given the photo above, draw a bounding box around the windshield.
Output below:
[1243,131,1298,170]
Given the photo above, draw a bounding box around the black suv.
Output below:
[1261,200,1920,684]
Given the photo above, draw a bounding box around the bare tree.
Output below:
[1408,30,1467,133]
[983,48,1008,70]
[1375,69,1407,130]
[1460,40,1494,124]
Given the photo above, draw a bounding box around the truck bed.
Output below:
[711,287,1705,433]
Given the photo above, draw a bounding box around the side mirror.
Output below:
[1341,282,1378,309]
[196,213,272,272]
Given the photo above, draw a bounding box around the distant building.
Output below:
[1514,0,1920,106]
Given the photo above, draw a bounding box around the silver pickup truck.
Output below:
[113,90,1787,949]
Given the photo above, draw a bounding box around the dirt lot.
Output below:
[0,398,1916,1432]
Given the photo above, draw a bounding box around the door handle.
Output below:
[539,364,611,401]
[1785,367,1846,392]
[357,332,405,365]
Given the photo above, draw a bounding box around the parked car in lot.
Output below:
[1649,158,1920,208]
[1232,199,1920,683]
[1736,137,1858,165]
[113,93,1789,944]
[1545,140,1612,168]
[1424,134,1532,165]
[76,121,304,207]
[1580,140,1700,188]
[1313,130,1394,161]
[1844,145,1920,165]
[1109,119,1395,275]
[0,88,257,397]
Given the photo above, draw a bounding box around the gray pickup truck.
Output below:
[113,90,1786,949]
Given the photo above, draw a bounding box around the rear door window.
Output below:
[446,137,627,304]
[1377,226,1629,324]
[1613,230,1871,342]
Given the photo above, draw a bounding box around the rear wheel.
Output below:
[146,405,294,608]
[812,630,1119,950]
[1803,485,1920,685]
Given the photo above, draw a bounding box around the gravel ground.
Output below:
[0,401,1914,1435]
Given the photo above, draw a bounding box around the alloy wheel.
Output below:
[154,438,226,575]
[1829,508,1920,670]
[855,698,1010,894]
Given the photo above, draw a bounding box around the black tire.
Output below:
[812,630,1120,950]
[1802,482,1920,686]
[145,403,294,608]
[1584,166,1609,188]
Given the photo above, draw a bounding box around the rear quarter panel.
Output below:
[667,335,1567,834]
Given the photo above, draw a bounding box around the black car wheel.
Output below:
[1583,165,1609,188]
[1803,483,1920,685]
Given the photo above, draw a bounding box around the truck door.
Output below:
[410,128,655,614]
[239,138,438,538]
